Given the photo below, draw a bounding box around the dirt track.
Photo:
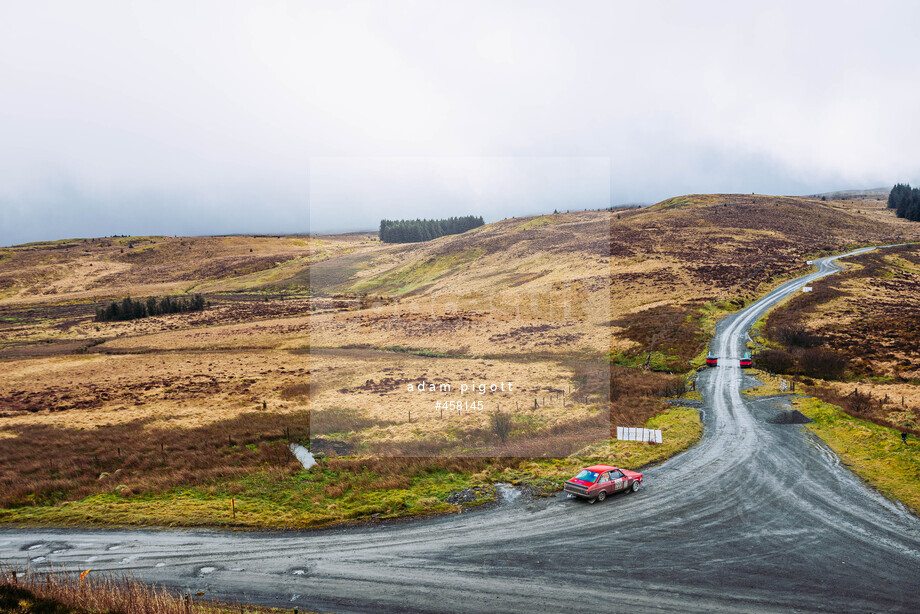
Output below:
[3,247,919,613]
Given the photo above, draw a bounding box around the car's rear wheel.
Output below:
[631,481,641,493]
[596,490,606,502]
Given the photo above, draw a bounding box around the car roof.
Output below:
[584,464,618,472]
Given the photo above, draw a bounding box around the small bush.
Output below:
[846,388,874,415]
[489,410,513,443]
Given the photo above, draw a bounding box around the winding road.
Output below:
[3,247,919,613]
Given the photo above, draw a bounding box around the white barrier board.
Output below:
[617,427,663,443]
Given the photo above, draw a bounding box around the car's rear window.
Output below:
[574,470,599,482]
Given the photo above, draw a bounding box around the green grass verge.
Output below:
[792,396,920,514]
[0,408,701,530]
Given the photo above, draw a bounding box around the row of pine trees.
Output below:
[379,216,484,243]
[95,294,206,322]
[888,183,920,222]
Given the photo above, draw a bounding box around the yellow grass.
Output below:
[309,351,591,443]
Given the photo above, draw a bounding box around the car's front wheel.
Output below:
[596,490,606,502]
[631,481,641,493]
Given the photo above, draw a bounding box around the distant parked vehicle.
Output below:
[564,464,643,504]
[740,352,753,368]
[705,354,718,367]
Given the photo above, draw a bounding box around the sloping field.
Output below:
[1,193,918,526]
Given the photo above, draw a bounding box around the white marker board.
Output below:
[617,427,663,443]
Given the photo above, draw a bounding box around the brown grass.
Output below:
[2,194,917,526]
[0,563,268,614]
[0,411,307,508]
[765,245,920,379]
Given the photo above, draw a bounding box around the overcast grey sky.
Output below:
[2,0,919,245]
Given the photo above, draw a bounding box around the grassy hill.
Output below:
[1,192,918,528]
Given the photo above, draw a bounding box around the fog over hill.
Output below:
[3,2,920,245]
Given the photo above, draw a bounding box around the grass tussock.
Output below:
[277,382,310,400]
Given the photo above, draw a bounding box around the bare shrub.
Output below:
[798,347,847,380]
[755,349,795,374]
[846,388,874,416]
[489,410,513,443]
[774,324,824,348]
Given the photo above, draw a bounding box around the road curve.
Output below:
[3,247,919,613]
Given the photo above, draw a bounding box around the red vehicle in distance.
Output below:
[563,464,643,504]
[705,354,718,367]
[740,352,753,368]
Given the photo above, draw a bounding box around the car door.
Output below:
[599,472,611,494]
[610,470,625,491]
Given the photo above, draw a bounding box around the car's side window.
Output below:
[600,472,609,482]
[610,470,623,479]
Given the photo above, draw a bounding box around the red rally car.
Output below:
[563,464,643,504]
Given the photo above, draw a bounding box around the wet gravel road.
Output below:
[3,248,919,613]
